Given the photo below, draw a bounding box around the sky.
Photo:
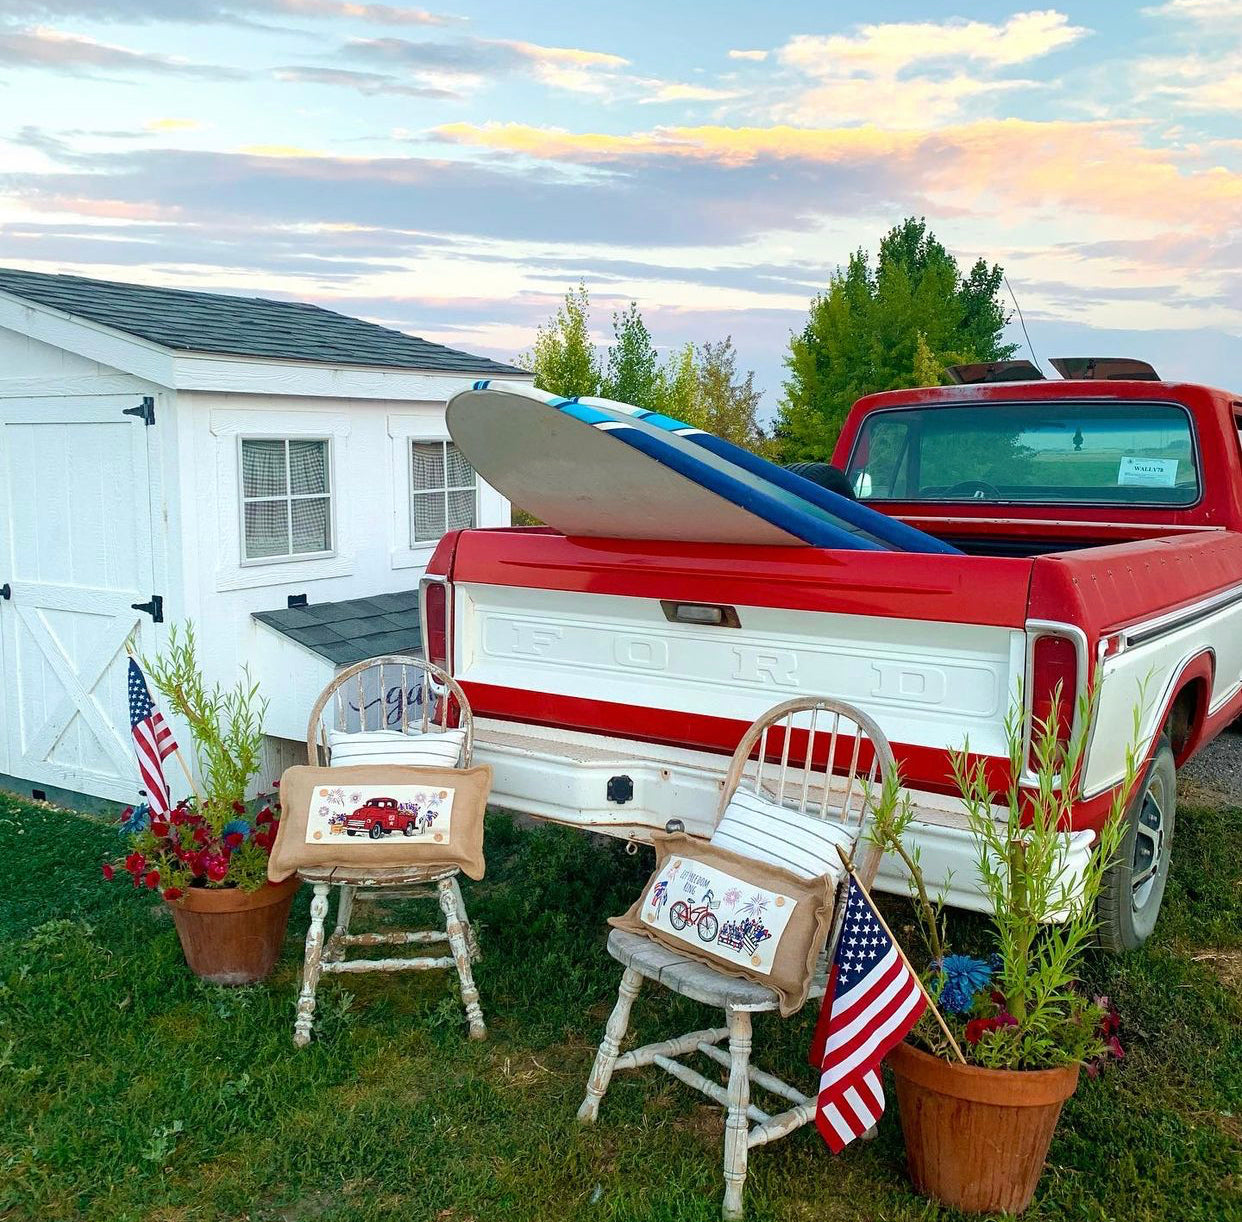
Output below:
[0,1,1238,411]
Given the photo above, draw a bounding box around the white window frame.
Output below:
[237,434,336,566]
[409,437,478,547]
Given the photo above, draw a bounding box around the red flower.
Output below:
[965,1016,1014,1044]
[188,850,208,876]
[162,886,184,902]
[253,829,275,852]
[144,869,160,890]
[255,807,273,825]
[150,820,170,838]
[124,852,146,875]
[169,808,186,826]
[101,862,115,881]
[271,779,280,788]
[192,826,210,845]
[224,832,245,850]
[205,855,229,882]
[232,800,246,814]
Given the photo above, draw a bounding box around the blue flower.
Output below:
[222,818,251,841]
[120,802,150,836]
[934,955,996,1014]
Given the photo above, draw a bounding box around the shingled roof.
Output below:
[254,591,422,667]
[0,266,521,375]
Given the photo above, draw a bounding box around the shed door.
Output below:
[0,396,158,802]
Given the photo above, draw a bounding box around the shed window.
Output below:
[241,438,333,561]
[411,440,477,544]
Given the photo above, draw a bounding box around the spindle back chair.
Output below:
[293,655,485,1047]
[579,697,898,1220]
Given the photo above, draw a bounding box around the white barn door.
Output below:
[0,396,159,802]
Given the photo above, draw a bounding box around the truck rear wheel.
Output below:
[1097,735,1176,952]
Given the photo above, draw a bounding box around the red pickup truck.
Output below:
[424,374,1242,950]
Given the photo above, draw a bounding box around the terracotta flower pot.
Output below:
[167,876,299,985]
[888,1040,1080,1215]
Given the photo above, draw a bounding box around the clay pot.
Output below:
[888,1040,1080,1215]
[167,876,299,985]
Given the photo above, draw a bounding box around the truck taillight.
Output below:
[1030,632,1079,761]
[420,578,451,673]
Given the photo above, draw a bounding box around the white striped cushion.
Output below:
[327,727,465,768]
[710,787,854,882]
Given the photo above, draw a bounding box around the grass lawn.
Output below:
[0,789,1238,1222]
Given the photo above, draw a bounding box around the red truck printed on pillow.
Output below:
[346,796,426,839]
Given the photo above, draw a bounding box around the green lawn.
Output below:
[0,790,1238,1222]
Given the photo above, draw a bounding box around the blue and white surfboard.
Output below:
[447,380,958,554]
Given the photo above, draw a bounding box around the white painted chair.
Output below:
[578,698,896,1220]
[293,655,485,1047]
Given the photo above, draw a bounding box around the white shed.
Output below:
[0,267,529,810]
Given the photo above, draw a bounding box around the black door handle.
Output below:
[0,583,10,601]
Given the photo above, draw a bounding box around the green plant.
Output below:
[871,685,1140,1069]
[101,622,279,895]
[141,622,267,813]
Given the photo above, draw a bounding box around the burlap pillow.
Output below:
[610,832,837,1016]
[268,764,492,883]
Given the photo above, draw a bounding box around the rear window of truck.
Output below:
[846,400,1200,506]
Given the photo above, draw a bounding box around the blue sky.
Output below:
[0,1,1238,408]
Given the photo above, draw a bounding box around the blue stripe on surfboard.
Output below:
[590,423,884,552]
[611,405,960,555]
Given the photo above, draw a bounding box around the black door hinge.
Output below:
[131,595,163,622]
[122,396,156,426]
[0,583,10,601]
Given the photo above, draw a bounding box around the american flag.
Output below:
[812,876,927,1152]
[127,657,178,818]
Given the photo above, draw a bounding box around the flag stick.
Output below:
[835,844,968,1065]
[125,640,204,808]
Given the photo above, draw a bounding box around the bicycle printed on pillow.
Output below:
[669,889,721,942]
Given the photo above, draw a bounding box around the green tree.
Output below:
[518,281,601,397]
[602,302,660,408]
[776,217,1016,461]
[690,337,765,450]
[656,342,701,422]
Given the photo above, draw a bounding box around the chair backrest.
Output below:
[715,697,897,887]
[305,654,475,767]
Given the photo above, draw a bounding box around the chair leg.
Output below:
[325,883,356,963]
[294,882,331,1048]
[577,966,642,1124]
[722,1008,753,1221]
[449,874,480,963]
[438,878,486,1040]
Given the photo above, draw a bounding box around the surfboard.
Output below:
[446,380,958,553]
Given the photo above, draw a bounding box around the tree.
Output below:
[690,337,765,450]
[775,217,1016,461]
[657,342,701,423]
[602,302,661,408]
[518,281,601,398]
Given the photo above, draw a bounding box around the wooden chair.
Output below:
[293,655,485,1047]
[577,698,896,1220]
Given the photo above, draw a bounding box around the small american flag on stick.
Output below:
[812,874,928,1152]
[127,656,178,818]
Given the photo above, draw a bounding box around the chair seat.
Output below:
[606,928,785,1011]
[297,863,460,886]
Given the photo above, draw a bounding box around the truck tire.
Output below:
[1097,735,1176,952]
[368,823,384,840]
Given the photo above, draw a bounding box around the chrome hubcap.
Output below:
[1131,781,1167,913]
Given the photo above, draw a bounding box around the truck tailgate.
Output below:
[453,576,1028,770]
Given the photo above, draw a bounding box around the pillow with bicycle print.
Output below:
[268,763,493,883]
[609,832,837,1016]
